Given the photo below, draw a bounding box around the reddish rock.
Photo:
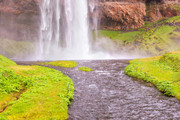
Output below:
[98,2,146,30]
[0,0,40,15]
[0,0,40,42]
[0,0,179,34]
[90,0,180,30]
[145,0,180,21]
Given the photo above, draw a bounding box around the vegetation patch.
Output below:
[125,52,180,100]
[0,55,74,120]
[42,61,78,68]
[98,30,141,44]
[98,16,180,56]
[159,52,180,71]
[0,55,17,66]
[78,67,93,72]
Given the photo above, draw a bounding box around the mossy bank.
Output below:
[41,61,78,68]
[98,16,180,56]
[0,55,74,120]
[125,52,180,100]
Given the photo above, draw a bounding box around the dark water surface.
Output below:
[17,60,180,120]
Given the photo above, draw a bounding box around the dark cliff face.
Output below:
[0,0,40,42]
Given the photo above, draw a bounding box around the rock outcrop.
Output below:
[90,0,180,30]
[0,0,39,14]
[98,2,146,30]
[145,0,180,21]
[0,0,179,36]
[0,0,40,42]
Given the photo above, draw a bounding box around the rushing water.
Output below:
[17,60,180,119]
[46,60,180,120]
[39,0,90,60]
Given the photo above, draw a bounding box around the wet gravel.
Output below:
[17,60,180,120]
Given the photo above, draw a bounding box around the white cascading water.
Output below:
[38,0,119,60]
[89,0,99,37]
[39,0,90,60]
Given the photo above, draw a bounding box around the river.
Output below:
[17,60,180,120]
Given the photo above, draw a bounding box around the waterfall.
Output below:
[39,0,90,60]
[89,0,99,36]
[38,0,116,60]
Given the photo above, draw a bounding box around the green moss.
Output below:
[174,6,180,11]
[42,61,78,68]
[0,55,74,119]
[125,52,180,99]
[78,67,93,72]
[165,16,180,22]
[137,25,179,55]
[159,52,180,71]
[0,55,17,66]
[169,4,180,12]
[98,16,180,56]
[98,30,141,43]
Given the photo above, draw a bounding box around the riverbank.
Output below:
[0,55,74,120]
[1,58,180,119]
[125,52,180,100]
[48,60,180,119]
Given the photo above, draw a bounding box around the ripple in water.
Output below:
[44,60,180,120]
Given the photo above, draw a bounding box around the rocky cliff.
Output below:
[0,0,39,14]
[0,0,40,42]
[0,0,40,58]
[0,0,179,39]
[145,0,180,21]
[91,0,180,30]
[97,2,146,30]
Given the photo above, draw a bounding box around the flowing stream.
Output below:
[17,60,180,119]
[33,60,179,120]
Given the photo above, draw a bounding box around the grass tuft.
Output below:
[78,67,93,72]
[42,61,78,68]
